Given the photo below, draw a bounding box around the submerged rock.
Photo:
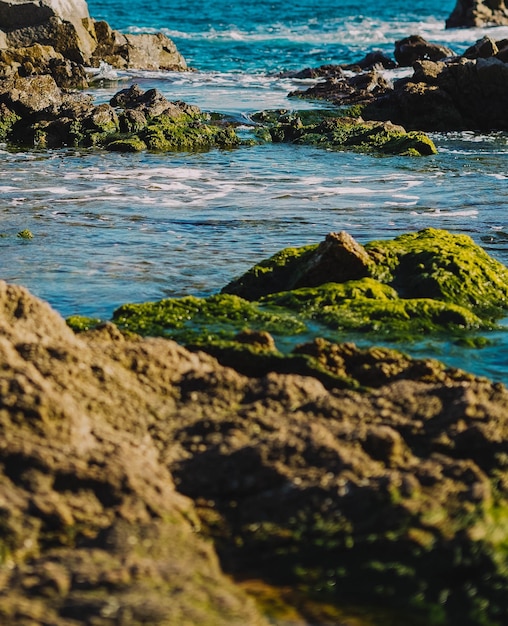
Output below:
[252,109,437,156]
[2,278,508,625]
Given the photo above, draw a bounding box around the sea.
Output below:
[2,0,508,382]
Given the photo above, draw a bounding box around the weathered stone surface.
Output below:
[0,43,87,88]
[0,73,62,114]
[289,34,508,131]
[364,55,508,131]
[2,277,508,624]
[289,68,392,106]
[0,280,268,626]
[463,35,499,58]
[394,35,455,66]
[90,20,188,71]
[0,0,96,63]
[446,0,508,27]
[0,0,187,71]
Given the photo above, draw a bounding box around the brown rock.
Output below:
[446,0,508,27]
[292,231,376,288]
[0,43,87,88]
[0,0,97,63]
[91,20,187,71]
[394,35,455,66]
[1,280,508,623]
[463,35,499,58]
[0,73,62,115]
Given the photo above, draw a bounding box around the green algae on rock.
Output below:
[0,79,241,152]
[364,228,508,313]
[252,109,437,156]
[262,279,484,338]
[111,293,306,345]
[81,229,508,369]
[223,228,508,329]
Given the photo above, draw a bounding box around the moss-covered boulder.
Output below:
[253,109,437,156]
[224,229,508,307]
[69,230,508,376]
[0,79,241,151]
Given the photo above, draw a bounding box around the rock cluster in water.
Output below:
[289,33,508,132]
[2,229,508,625]
[0,79,240,150]
[71,229,508,381]
[0,76,437,155]
[0,0,187,89]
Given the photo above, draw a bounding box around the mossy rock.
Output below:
[365,229,508,314]
[111,293,305,345]
[262,279,484,339]
[84,229,508,369]
[224,228,508,323]
[253,109,437,156]
[0,104,20,141]
[140,114,241,152]
[106,136,148,152]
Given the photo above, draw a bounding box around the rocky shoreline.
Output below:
[2,0,508,625]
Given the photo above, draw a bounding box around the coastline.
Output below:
[1,1,508,624]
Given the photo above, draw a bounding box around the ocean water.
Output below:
[2,0,508,382]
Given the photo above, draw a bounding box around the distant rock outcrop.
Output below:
[289,34,508,132]
[0,0,187,87]
[0,0,97,63]
[446,0,508,27]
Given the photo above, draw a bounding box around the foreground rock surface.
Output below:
[2,275,508,625]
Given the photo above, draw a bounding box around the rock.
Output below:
[0,81,239,151]
[0,73,62,115]
[289,67,392,105]
[100,229,508,359]
[0,0,187,72]
[2,272,508,624]
[446,0,508,28]
[252,109,436,157]
[0,43,87,88]
[341,50,397,71]
[0,280,268,626]
[281,52,396,79]
[0,0,97,63]
[91,20,188,71]
[394,35,456,66]
[363,56,508,131]
[463,35,499,58]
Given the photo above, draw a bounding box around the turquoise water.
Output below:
[2,1,508,382]
[87,0,467,72]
